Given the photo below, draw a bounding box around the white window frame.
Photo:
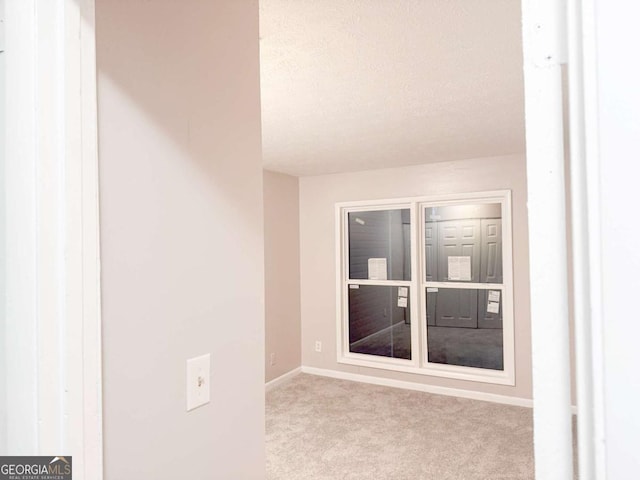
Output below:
[336,202,420,370]
[335,190,515,386]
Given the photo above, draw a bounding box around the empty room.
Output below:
[2,0,639,479]
[261,1,541,478]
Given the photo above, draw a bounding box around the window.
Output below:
[336,191,514,385]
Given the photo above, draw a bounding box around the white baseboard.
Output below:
[301,366,535,408]
[265,367,302,392]
[269,366,579,414]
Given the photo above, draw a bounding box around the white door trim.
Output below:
[77,1,104,476]
[4,0,102,477]
[567,0,606,477]
[521,0,574,478]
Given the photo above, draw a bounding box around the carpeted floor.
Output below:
[267,374,537,480]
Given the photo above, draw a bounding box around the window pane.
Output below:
[426,287,503,370]
[348,285,411,360]
[425,204,502,283]
[348,209,411,281]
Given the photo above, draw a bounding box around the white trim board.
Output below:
[268,366,578,414]
[521,0,574,477]
[265,368,302,392]
[4,0,102,474]
[301,366,534,409]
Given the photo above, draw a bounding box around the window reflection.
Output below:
[348,209,411,281]
[426,287,503,370]
[425,204,502,283]
[349,285,411,360]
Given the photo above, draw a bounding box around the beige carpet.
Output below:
[266,374,536,480]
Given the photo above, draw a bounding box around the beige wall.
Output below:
[300,154,534,399]
[263,171,301,382]
[97,1,265,478]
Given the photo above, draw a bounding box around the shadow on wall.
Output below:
[94,1,266,479]
[95,0,263,215]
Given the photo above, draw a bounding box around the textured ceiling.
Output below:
[259,0,526,176]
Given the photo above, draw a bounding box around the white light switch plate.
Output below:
[186,354,210,411]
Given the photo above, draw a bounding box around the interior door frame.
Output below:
[4,0,103,476]
[521,0,605,478]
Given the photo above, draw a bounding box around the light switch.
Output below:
[186,354,210,411]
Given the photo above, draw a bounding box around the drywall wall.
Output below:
[299,154,534,398]
[263,170,301,382]
[596,0,640,475]
[97,1,265,478]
